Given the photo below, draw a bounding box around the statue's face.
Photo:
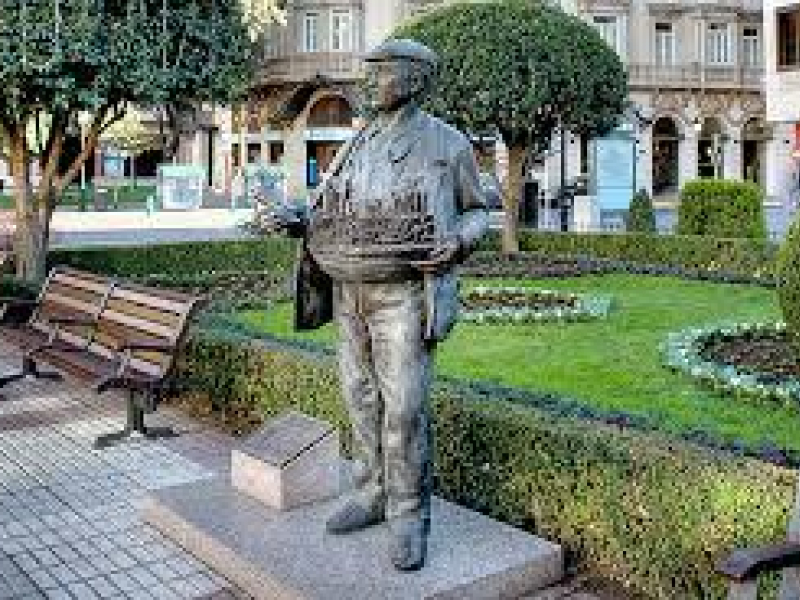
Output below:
[365,59,425,112]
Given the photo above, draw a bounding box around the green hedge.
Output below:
[476,231,778,280]
[49,237,298,279]
[48,232,777,288]
[677,180,767,239]
[170,324,795,599]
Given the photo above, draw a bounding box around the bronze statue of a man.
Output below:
[270,38,488,571]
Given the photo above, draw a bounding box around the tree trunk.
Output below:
[501,143,526,254]
[10,129,48,282]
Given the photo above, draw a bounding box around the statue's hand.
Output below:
[411,238,462,274]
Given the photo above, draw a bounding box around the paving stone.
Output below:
[85,576,121,597]
[146,561,178,582]
[107,550,137,570]
[28,568,60,590]
[67,581,101,600]
[88,554,117,575]
[43,589,73,600]
[126,565,159,589]
[70,558,100,579]
[49,562,81,585]
[108,571,141,594]
[31,548,61,568]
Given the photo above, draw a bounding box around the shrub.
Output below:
[625,188,656,233]
[474,231,778,282]
[677,179,766,239]
[49,237,298,279]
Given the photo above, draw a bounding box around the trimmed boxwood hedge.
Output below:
[475,231,777,283]
[48,237,298,279]
[677,180,767,240]
[168,323,795,600]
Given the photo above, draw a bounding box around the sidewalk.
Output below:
[47,209,256,248]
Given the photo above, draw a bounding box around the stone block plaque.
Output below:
[231,412,340,511]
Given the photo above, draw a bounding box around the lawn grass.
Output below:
[234,273,800,454]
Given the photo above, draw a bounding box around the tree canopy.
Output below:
[0,0,271,279]
[394,0,628,151]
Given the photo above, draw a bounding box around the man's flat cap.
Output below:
[364,38,438,67]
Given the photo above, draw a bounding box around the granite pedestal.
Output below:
[143,475,563,600]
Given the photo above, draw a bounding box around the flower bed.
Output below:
[662,321,800,409]
[459,286,612,324]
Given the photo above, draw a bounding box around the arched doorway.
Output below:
[742,117,769,186]
[652,117,679,196]
[697,117,723,179]
[305,95,354,188]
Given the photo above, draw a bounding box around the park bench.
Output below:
[1,267,199,449]
[716,476,800,599]
[0,267,114,385]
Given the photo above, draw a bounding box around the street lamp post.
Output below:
[559,127,569,232]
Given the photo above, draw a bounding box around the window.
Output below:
[778,8,800,69]
[705,22,731,65]
[231,143,240,170]
[331,10,352,52]
[270,142,285,165]
[303,12,319,53]
[592,15,619,53]
[742,27,760,67]
[247,143,261,164]
[654,22,675,65]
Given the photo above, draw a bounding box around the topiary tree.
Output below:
[677,180,766,239]
[625,188,656,233]
[393,0,627,252]
[0,0,283,282]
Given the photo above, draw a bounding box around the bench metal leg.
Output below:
[94,389,177,449]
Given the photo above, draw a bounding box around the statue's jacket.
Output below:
[295,105,488,343]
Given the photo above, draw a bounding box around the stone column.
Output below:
[636,125,653,196]
[723,125,743,181]
[285,119,307,201]
[679,129,698,190]
[766,123,795,204]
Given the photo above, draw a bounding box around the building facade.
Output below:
[765,0,800,208]
[4,0,785,232]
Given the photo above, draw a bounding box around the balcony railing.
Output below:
[258,52,363,84]
[627,63,764,89]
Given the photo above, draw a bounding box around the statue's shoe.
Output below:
[389,516,428,572]
[325,495,386,535]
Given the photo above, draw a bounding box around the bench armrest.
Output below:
[716,542,800,582]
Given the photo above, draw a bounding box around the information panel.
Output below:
[592,130,636,211]
[157,165,205,210]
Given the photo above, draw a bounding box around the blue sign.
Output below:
[593,130,636,211]
[103,155,124,178]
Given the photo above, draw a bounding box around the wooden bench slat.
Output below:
[111,286,196,315]
[104,298,182,329]
[51,271,110,295]
[97,310,176,340]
